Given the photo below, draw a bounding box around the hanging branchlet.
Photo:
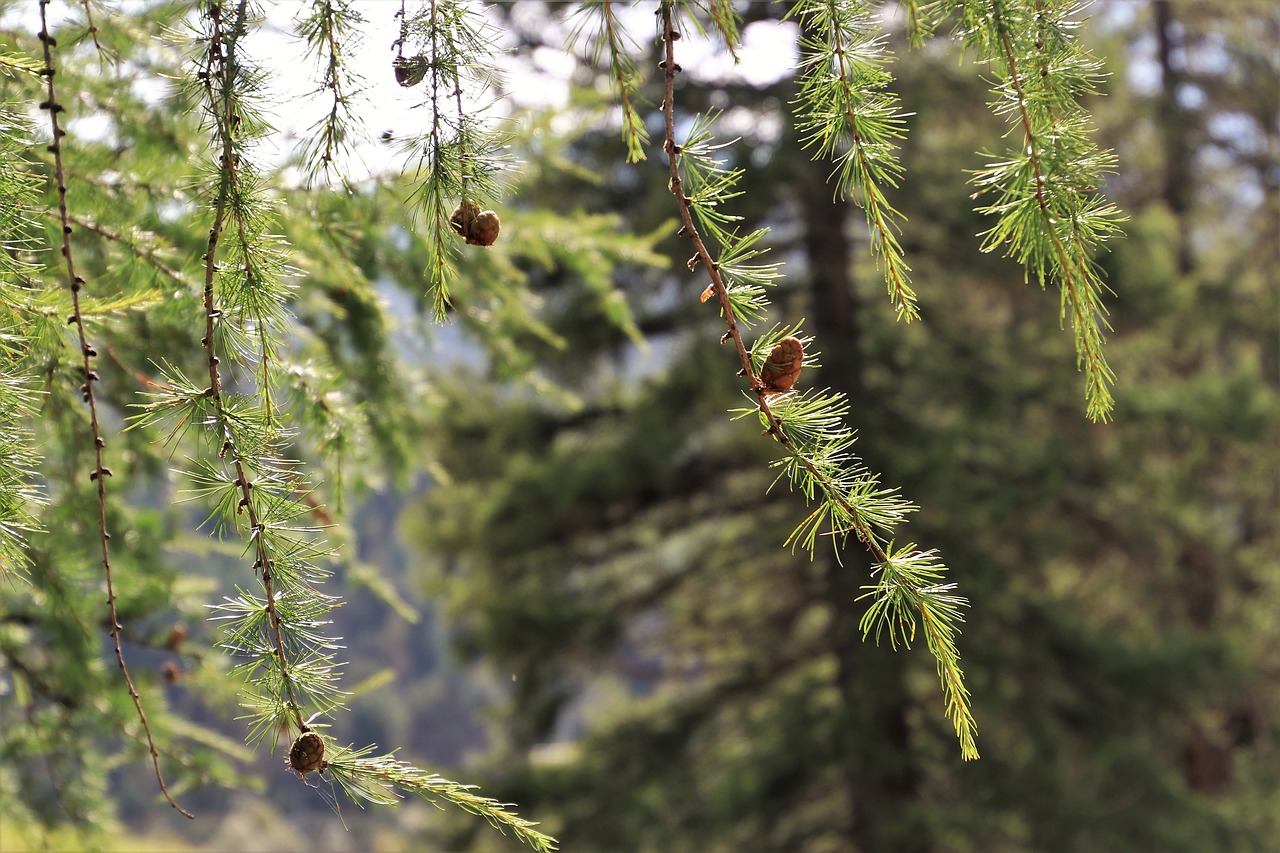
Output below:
[788,0,919,321]
[294,0,367,185]
[957,0,1125,421]
[900,0,939,45]
[657,0,978,759]
[192,1,292,415]
[322,742,559,853]
[399,0,512,321]
[567,0,651,163]
[671,0,740,57]
[32,0,192,818]
[128,0,343,754]
[120,6,559,847]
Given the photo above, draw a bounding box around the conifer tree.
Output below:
[6,0,1273,850]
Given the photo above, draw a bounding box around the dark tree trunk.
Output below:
[1153,0,1195,274]
[1153,0,1238,796]
[795,140,921,852]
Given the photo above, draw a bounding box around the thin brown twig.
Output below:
[36,209,191,291]
[80,0,102,53]
[201,0,307,739]
[35,0,191,819]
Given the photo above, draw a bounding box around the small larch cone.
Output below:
[760,336,803,393]
[450,201,501,247]
[450,201,476,237]
[467,210,501,246]
[393,56,428,87]
[288,730,326,776]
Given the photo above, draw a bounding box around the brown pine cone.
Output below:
[450,201,477,238]
[466,210,501,247]
[450,202,501,247]
[393,56,428,87]
[288,730,326,776]
[760,336,803,393]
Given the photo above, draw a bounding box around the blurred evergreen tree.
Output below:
[406,2,1279,850]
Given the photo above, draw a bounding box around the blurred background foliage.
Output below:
[0,0,1276,851]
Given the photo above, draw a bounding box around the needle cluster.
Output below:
[0,105,42,580]
[567,0,650,163]
[294,0,368,185]
[955,0,1126,421]
[323,742,559,852]
[789,0,918,321]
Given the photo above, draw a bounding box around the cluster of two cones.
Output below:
[450,201,500,247]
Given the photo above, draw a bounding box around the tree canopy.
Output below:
[1,0,1276,850]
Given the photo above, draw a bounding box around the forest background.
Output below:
[0,0,1277,851]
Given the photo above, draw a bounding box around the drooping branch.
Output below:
[198,0,308,738]
[114,6,561,846]
[35,0,191,819]
[789,0,918,320]
[960,0,1125,421]
[295,0,366,183]
[0,93,43,582]
[567,0,650,163]
[656,0,977,759]
[399,0,509,320]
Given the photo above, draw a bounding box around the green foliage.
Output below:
[663,1,976,756]
[567,0,650,164]
[294,0,367,185]
[789,0,917,320]
[5,0,1275,850]
[324,742,557,852]
[0,103,43,579]
[398,0,512,321]
[857,544,974,758]
[953,0,1126,421]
